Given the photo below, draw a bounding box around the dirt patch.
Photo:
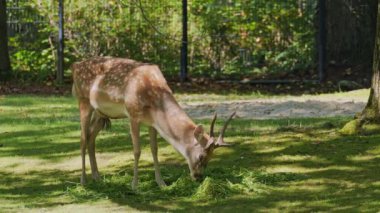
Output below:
[0,83,71,95]
[181,95,366,119]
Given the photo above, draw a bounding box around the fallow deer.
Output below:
[72,56,235,190]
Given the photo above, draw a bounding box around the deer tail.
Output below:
[102,118,112,130]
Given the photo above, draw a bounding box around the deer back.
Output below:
[72,57,173,121]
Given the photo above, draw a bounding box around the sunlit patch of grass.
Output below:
[348,155,377,162]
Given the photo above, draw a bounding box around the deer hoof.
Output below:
[92,172,101,181]
[156,179,167,188]
[131,180,138,191]
[80,176,87,185]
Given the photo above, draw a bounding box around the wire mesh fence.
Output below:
[187,0,317,80]
[119,0,318,80]
[6,0,47,39]
[5,0,376,82]
[326,0,377,67]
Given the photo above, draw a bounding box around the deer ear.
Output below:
[193,125,204,142]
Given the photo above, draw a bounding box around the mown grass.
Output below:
[1,94,380,212]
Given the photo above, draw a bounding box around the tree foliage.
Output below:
[8,0,317,81]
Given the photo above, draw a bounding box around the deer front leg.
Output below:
[149,127,166,187]
[79,99,93,185]
[130,119,141,190]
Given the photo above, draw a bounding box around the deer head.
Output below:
[187,112,236,180]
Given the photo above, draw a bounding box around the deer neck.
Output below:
[150,94,195,159]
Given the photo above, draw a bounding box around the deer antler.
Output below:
[215,111,236,147]
[210,113,217,137]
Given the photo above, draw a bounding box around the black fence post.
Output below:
[318,0,327,83]
[180,0,188,82]
[0,0,12,81]
[57,0,64,84]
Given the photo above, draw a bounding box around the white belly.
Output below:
[93,101,128,118]
[89,75,129,118]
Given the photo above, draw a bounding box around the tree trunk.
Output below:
[0,0,11,81]
[360,1,380,121]
[340,1,380,135]
[360,35,380,122]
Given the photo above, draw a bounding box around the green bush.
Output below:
[8,0,316,82]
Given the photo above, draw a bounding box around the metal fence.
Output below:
[6,0,46,40]
[5,0,375,83]
[186,0,321,82]
[127,0,320,82]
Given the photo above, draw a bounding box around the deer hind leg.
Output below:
[149,127,166,187]
[79,99,94,185]
[88,112,109,181]
[130,119,141,190]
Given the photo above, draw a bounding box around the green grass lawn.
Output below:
[0,94,380,212]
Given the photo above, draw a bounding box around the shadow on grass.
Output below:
[0,120,156,160]
[64,118,380,212]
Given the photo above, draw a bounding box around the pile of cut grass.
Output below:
[66,168,305,202]
[192,177,233,200]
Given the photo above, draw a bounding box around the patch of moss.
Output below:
[339,119,360,135]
